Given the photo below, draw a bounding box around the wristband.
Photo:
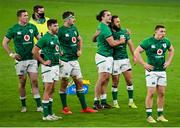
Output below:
[9,53,14,57]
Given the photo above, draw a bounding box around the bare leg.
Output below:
[157,85,165,117]
[28,72,41,108]
[18,74,27,112]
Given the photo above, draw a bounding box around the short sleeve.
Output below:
[140,39,148,50]
[36,37,46,49]
[74,26,79,37]
[103,26,112,39]
[166,38,171,49]
[5,27,14,39]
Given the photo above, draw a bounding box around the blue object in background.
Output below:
[66,84,89,94]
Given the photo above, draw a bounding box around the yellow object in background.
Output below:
[29,17,49,43]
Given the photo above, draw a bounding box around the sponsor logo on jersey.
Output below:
[151,45,155,48]
[157,49,163,55]
[72,37,77,43]
[162,43,167,48]
[17,31,21,35]
[65,34,69,37]
[50,41,54,45]
[24,35,30,41]
[55,45,59,51]
[29,29,33,33]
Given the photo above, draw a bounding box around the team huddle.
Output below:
[2,6,174,123]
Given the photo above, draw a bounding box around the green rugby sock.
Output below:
[77,89,87,109]
[59,92,67,108]
[42,100,49,117]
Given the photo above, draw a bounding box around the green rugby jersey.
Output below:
[58,25,80,62]
[96,22,113,57]
[112,29,130,60]
[6,23,39,60]
[140,37,171,71]
[36,32,60,66]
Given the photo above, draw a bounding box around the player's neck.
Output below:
[48,31,55,35]
[64,22,71,27]
[101,21,109,25]
[19,21,27,26]
[154,35,162,40]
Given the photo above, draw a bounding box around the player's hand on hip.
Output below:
[59,60,61,65]
[144,63,153,72]
[43,60,51,66]
[163,61,171,69]
[77,50,82,57]
[9,53,21,61]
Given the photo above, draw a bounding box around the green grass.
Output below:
[0,0,180,127]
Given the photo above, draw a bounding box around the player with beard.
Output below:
[32,19,62,121]
[30,5,49,40]
[110,15,137,109]
[92,10,126,110]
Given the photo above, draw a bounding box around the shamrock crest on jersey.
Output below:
[29,29,33,33]
[162,43,167,48]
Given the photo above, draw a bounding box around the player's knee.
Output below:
[112,80,118,86]
[158,92,165,97]
[147,92,154,98]
[101,78,108,85]
[31,79,38,86]
[125,79,132,85]
[19,75,26,83]
[50,88,55,94]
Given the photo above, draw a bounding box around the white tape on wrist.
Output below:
[9,53,14,58]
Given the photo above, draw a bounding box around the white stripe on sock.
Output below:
[34,94,40,99]
[20,96,26,100]
[59,91,66,94]
[127,85,133,90]
[42,100,49,103]
[100,94,107,100]
[94,97,99,101]
[146,108,152,112]
[112,87,118,92]
[157,108,163,112]
[49,98,53,102]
